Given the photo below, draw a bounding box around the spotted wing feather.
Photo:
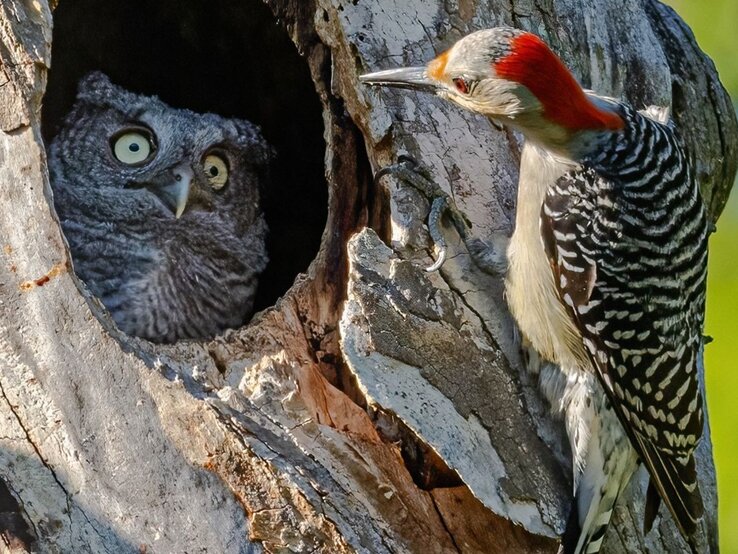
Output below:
[541,104,707,543]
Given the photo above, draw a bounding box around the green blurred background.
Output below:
[665,1,738,551]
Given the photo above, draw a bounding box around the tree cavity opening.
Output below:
[42,0,328,322]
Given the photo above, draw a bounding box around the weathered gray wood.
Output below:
[0,0,735,553]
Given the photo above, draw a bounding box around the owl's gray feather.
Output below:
[49,72,272,343]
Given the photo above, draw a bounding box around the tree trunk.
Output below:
[0,0,735,553]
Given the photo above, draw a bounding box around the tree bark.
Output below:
[0,0,735,553]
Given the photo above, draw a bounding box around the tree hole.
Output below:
[41,0,328,329]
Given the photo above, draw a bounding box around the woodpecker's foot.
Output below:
[466,234,508,274]
[375,156,507,274]
[375,156,470,271]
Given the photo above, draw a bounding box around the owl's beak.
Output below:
[149,165,193,219]
[173,173,191,219]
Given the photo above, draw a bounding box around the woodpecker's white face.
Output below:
[361,27,624,158]
[424,28,543,121]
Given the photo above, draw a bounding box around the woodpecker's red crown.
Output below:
[490,32,624,132]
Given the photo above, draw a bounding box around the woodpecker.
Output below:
[361,27,707,553]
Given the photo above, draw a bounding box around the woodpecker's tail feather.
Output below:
[643,479,661,535]
[643,478,700,554]
[558,487,618,554]
[573,486,619,554]
[634,434,703,547]
[558,400,638,554]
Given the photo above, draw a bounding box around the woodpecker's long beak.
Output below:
[360,67,438,92]
[148,164,193,219]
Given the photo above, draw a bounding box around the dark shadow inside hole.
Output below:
[42,0,328,315]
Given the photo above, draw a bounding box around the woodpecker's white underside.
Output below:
[506,144,584,371]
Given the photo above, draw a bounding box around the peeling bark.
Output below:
[0,1,735,553]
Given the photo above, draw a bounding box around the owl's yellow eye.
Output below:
[112,131,153,165]
[203,154,228,190]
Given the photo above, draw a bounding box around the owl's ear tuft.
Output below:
[232,119,276,167]
[76,71,117,102]
[75,72,143,114]
[77,71,112,91]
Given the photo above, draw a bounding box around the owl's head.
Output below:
[49,72,274,227]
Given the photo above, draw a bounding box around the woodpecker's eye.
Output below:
[452,77,469,94]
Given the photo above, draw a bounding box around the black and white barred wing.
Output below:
[541,166,704,539]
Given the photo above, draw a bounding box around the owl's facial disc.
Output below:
[109,125,232,219]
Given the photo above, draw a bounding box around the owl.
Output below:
[48,72,272,343]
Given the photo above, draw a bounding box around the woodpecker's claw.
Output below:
[374,156,471,271]
[373,156,509,274]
